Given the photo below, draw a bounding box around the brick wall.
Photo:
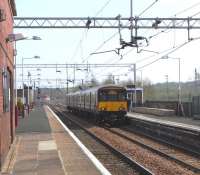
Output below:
[0,0,15,169]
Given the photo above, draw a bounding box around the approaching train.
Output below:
[66,84,128,123]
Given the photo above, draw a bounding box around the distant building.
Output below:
[0,0,17,169]
[41,95,50,104]
[126,85,143,110]
[17,86,34,105]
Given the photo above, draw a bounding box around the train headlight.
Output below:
[100,107,106,111]
[119,107,125,111]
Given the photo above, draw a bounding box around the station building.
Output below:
[0,0,16,169]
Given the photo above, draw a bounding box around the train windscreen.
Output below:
[98,89,127,101]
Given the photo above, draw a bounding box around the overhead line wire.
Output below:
[92,0,160,64]
[96,39,200,82]
[83,1,200,80]
[138,0,159,17]
[137,38,200,70]
[134,1,200,50]
[71,0,113,63]
[84,1,200,64]
[71,0,114,82]
[95,0,112,17]
[96,37,200,79]
[175,1,200,16]
[136,36,199,67]
[93,0,163,66]
[148,4,200,41]
[86,0,161,67]
[112,2,200,64]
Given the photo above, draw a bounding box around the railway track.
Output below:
[127,117,200,157]
[103,126,200,173]
[51,105,198,174]
[51,106,153,175]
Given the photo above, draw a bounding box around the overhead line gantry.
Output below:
[14,17,200,29]
[16,63,134,69]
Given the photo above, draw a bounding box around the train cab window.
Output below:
[98,89,126,101]
[118,92,127,100]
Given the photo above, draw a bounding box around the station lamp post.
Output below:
[165,74,169,101]
[6,33,41,122]
[6,34,41,104]
[111,73,128,84]
[22,56,40,107]
[26,68,41,104]
[76,68,89,87]
[161,55,181,115]
[128,64,136,110]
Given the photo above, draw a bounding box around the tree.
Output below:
[90,74,99,87]
[102,74,114,85]
[142,78,155,100]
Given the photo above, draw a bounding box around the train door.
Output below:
[127,93,132,111]
[89,92,91,110]
[83,94,85,109]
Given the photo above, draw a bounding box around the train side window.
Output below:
[118,91,127,100]
[98,90,126,101]
[94,92,97,106]
[127,93,131,100]
[91,92,95,107]
[99,92,106,101]
[89,92,91,108]
[83,94,85,107]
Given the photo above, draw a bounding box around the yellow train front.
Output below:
[66,85,128,123]
[97,85,127,121]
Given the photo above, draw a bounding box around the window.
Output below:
[3,69,11,112]
[98,89,127,101]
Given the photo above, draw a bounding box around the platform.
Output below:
[128,112,200,132]
[2,105,109,175]
[133,107,175,116]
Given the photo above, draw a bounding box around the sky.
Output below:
[14,0,200,88]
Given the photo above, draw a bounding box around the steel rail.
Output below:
[51,106,153,175]
[55,103,200,173]
[127,118,200,157]
[103,127,200,173]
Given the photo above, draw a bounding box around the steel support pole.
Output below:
[140,70,144,104]
[130,0,133,42]
[66,63,68,94]
[166,75,169,101]
[14,41,19,126]
[73,64,75,89]
[14,41,17,105]
[178,58,181,116]
[134,64,137,108]
[27,74,30,108]
[22,58,24,105]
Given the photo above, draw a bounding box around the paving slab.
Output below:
[2,105,104,175]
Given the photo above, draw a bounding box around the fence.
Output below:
[192,96,200,116]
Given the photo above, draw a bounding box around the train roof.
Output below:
[66,84,126,96]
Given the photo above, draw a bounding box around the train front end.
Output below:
[97,86,127,119]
